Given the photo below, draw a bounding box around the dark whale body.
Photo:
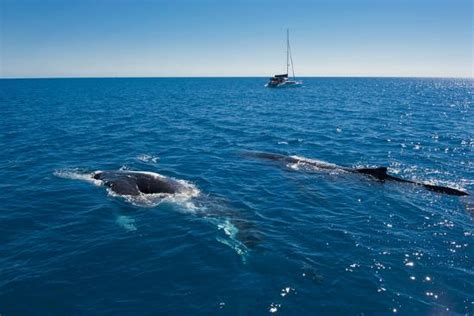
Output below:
[93,171,179,196]
[247,152,468,196]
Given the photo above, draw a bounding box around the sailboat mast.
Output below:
[286,28,289,76]
[286,28,296,80]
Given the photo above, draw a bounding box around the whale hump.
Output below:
[92,171,178,195]
[355,167,389,180]
[106,178,141,195]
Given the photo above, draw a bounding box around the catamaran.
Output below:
[266,29,302,88]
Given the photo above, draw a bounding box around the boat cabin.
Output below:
[268,74,288,86]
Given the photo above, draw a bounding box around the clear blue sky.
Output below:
[1,0,472,78]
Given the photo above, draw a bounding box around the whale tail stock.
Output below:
[354,166,468,196]
[421,183,469,196]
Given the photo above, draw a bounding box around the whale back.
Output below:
[93,171,177,195]
[134,174,176,194]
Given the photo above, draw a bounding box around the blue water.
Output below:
[1,78,473,315]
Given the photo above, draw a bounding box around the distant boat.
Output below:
[266,29,302,88]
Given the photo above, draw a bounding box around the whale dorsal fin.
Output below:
[355,166,388,180]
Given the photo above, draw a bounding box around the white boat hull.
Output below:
[266,80,302,88]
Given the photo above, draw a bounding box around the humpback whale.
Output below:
[56,169,262,256]
[246,152,469,196]
[92,170,182,196]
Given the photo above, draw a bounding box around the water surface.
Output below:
[1,78,473,315]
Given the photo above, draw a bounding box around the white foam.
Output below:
[216,219,249,260]
[218,218,239,238]
[287,162,301,170]
[290,155,338,168]
[137,154,160,163]
[54,168,102,186]
[287,155,341,174]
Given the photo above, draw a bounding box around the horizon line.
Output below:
[1,75,473,80]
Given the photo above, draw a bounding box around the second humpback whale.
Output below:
[246,152,469,196]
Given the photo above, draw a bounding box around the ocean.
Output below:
[0,77,472,315]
